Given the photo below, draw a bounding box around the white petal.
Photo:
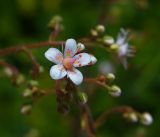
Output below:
[118,43,128,57]
[45,48,63,64]
[73,53,97,67]
[67,68,83,85]
[50,64,67,80]
[64,38,77,57]
[116,28,128,45]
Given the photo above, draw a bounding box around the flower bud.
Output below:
[23,89,33,98]
[90,29,98,37]
[96,25,105,33]
[140,112,153,125]
[21,104,32,115]
[109,85,121,97]
[16,74,25,85]
[106,73,115,81]
[4,68,13,77]
[103,36,114,45]
[48,15,63,29]
[28,80,39,87]
[123,112,138,123]
[110,44,119,52]
[78,91,88,104]
[77,43,85,52]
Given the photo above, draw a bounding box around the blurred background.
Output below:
[0,0,160,137]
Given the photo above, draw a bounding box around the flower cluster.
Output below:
[45,38,97,85]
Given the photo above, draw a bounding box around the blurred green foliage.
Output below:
[0,0,160,137]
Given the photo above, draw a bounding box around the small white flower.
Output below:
[45,38,97,85]
[141,112,153,125]
[116,28,135,69]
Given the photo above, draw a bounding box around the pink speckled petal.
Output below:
[73,53,97,67]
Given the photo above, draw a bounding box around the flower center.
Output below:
[63,58,75,70]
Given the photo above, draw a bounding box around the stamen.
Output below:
[63,58,75,70]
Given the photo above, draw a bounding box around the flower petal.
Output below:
[67,68,83,85]
[116,28,128,45]
[118,43,128,57]
[64,38,77,57]
[73,53,97,67]
[45,48,63,64]
[50,64,67,80]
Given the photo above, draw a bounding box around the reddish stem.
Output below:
[94,106,134,128]
[0,41,64,56]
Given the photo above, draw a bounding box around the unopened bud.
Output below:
[123,112,138,122]
[109,85,121,97]
[106,73,115,81]
[103,36,114,45]
[28,80,39,87]
[4,68,13,77]
[110,44,119,52]
[77,43,85,52]
[23,89,32,98]
[48,15,63,29]
[21,104,32,115]
[78,92,88,104]
[16,74,25,85]
[96,25,105,33]
[140,112,153,125]
[90,29,98,37]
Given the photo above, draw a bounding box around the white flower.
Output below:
[45,38,97,85]
[116,28,135,69]
[141,112,153,125]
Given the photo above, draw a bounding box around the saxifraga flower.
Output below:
[115,28,135,69]
[45,38,97,85]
